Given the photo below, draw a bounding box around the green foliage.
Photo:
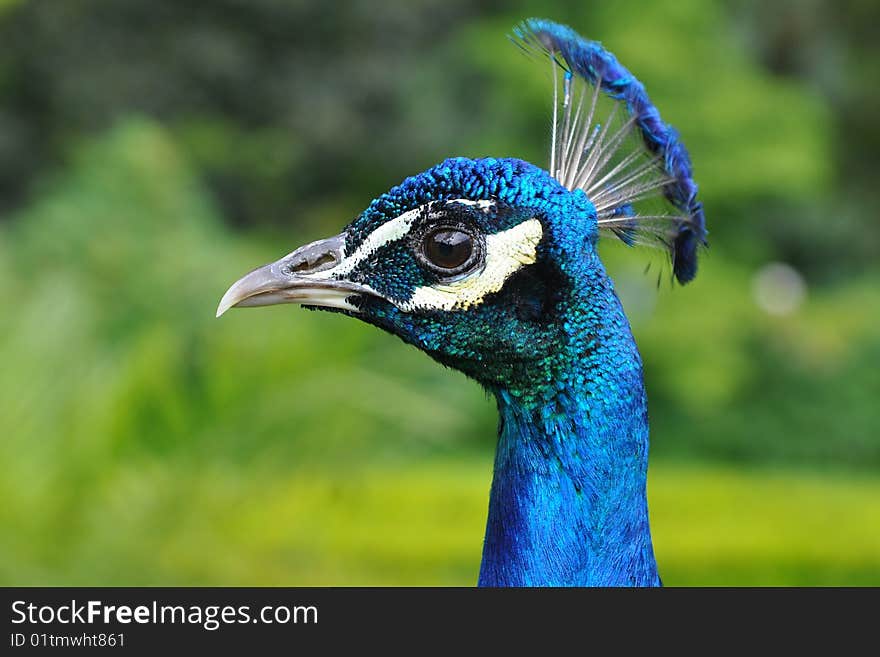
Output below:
[602,242,880,466]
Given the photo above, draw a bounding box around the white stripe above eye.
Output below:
[398,218,543,313]
[449,199,496,210]
[308,206,421,280]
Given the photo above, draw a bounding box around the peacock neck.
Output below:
[478,271,660,587]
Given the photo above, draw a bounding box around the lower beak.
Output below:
[216,233,377,317]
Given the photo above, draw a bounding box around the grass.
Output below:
[650,465,880,586]
[4,458,878,586]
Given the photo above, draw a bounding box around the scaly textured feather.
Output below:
[510,19,707,283]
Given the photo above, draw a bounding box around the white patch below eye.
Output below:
[399,218,543,312]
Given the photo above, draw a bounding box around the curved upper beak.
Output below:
[216,233,377,317]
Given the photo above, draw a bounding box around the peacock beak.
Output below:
[216,233,378,317]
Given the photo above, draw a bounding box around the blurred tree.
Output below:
[0,0,492,226]
[729,0,880,280]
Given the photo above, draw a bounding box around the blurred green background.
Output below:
[1,0,878,586]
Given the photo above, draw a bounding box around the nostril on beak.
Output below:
[282,234,346,276]
[289,251,339,274]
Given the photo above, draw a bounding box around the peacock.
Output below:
[217,19,706,587]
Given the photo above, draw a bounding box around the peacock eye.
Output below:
[421,227,479,275]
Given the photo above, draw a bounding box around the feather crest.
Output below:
[510,18,707,283]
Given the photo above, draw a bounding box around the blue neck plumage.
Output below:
[478,262,660,587]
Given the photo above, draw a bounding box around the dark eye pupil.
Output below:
[425,229,473,270]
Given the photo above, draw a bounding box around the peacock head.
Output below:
[216,19,706,401]
[216,157,606,395]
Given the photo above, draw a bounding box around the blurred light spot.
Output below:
[752,262,806,316]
